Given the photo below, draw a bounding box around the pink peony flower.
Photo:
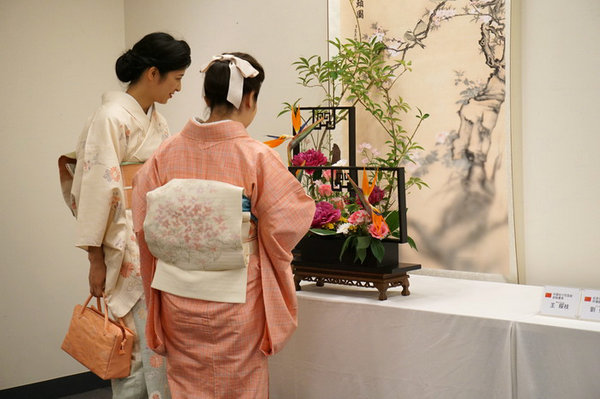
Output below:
[318,184,333,197]
[322,169,332,181]
[311,201,341,228]
[368,186,385,205]
[368,221,390,239]
[292,149,328,175]
[348,209,370,225]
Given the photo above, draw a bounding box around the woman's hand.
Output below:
[87,246,107,297]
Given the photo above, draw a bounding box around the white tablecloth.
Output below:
[269,275,600,399]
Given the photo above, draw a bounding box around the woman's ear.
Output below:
[244,91,257,110]
[145,66,160,82]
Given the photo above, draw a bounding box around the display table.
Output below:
[269,275,600,399]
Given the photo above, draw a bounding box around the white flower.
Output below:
[332,159,348,167]
[336,223,352,235]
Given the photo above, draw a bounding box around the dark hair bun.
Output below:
[114,32,191,83]
[115,50,146,83]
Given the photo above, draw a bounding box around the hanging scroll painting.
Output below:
[333,0,516,280]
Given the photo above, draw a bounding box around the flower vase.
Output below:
[293,234,400,273]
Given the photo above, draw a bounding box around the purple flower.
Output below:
[368,186,385,205]
[292,149,328,175]
[311,201,341,228]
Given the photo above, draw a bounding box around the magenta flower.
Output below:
[292,149,328,175]
[311,201,341,228]
[368,186,385,205]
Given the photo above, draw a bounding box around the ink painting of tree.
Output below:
[336,0,516,279]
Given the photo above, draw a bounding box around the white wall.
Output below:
[123,0,328,160]
[1,0,599,390]
[0,0,126,389]
[518,0,600,288]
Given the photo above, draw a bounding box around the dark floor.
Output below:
[59,387,112,399]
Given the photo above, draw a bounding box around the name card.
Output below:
[578,289,600,321]
[540,286,581,318]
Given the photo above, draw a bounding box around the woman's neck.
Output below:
[205,107,241,124]
[126,84,153,113]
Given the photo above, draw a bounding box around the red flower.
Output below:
[368,186,385,205]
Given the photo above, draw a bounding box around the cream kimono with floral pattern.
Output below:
[70,91,169,318]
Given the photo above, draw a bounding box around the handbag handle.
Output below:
[80,294,130,353]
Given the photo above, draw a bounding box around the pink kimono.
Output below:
[131,119,315,398]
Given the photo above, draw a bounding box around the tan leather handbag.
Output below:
[61,295,135,380]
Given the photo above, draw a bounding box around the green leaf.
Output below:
[370,239,385,263]
[356,235,371,250]
[309,228,339,236]
[339,235,355,261]
[356,247,367,263]
[407,235,418,251]
[385,210,400,233]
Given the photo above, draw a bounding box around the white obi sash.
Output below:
[143,179,256,303]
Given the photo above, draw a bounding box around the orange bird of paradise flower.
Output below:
[263,105,324,167]
[263,106,302,148]
[346,171,388,234]
[361,167,378,198]
[263,135,293,148]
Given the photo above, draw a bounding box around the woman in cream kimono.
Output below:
[132,53,315,399]
[68,32,190,399]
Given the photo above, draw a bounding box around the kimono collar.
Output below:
[102,91,151,128]
[181,118,249,142]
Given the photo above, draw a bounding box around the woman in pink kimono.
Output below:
[131,53,315,398]
[69,32,190,399]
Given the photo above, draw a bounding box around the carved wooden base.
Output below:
[292,263,421,300]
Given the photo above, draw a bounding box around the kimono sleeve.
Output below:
[252,150,315,355]
[131,155,167,354]
[72,112,127,250]
[131,154,162,300]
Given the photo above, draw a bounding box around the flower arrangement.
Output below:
[290,151,406,264]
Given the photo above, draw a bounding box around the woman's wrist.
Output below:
[87,246,104,263]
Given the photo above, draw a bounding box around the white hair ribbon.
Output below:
[200,54,259,109]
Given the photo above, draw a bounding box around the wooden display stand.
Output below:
[293,262,421,301]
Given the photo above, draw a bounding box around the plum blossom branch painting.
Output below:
[336,0,516,279]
